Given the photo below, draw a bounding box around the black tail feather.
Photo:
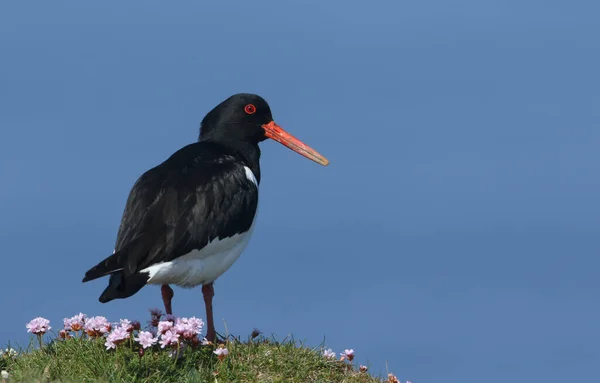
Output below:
[98,271,149,303]
[82,248,128,283]
[82,234,151,282]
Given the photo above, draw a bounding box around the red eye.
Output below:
[244,104,257,114]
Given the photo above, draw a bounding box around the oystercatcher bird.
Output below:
[82,93,328,341]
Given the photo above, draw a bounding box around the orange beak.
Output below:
[262,121,329,166]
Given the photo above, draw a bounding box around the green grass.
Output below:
[1,335,388,382]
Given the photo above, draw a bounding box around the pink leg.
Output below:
[161,284,174,315]
[202,282,216,342]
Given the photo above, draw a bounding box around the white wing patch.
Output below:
[244,166,258,187]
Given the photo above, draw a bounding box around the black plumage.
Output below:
[82,142,259,301]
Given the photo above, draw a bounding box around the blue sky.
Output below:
[1,1,599,382]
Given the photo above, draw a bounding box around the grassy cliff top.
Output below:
[1,336,396,382]
[1,313,407,382]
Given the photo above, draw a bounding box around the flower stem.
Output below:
[174,341,181,366]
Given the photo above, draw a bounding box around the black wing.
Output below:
[83,141,258,282]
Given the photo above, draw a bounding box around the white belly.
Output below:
[141,223,255,287]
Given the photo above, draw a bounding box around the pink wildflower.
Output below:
[84,316,111,337]
[388,373,400,383]
[173,317,204,340]
[173,323,188,338]
[119,319,131,329]
[341,349,354,361]
[117,319,135,333]
[63,313,86,332]
[159,330,179,348]
[105,327,129,350]
[213,346,229,361]
[322,348,336,359]
[360,365,368,372]
[157,321,174,335]
[26,317,51,335]
[135,331,158,349]
[185,317,203,332]
[104,338,115,350]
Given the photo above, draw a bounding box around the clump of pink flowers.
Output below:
[173,317,204,340]
[84,316,111,337]
[25,310,209,358]
[154,315,204,349]
[159,330,180,348]
[105,323,130,350]
[26,317,51,335]
[135,331,158,349]
[63,313,86,332]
